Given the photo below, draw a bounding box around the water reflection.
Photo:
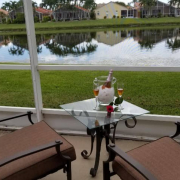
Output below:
[0,28,180,66]
[45,33,97,56]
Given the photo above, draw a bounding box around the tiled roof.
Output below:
[75,6,89,12]
[0,9,8,15]
[35,7,52,14]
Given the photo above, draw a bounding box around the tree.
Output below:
[139,0,157,16]
[169,0,180,8]
[0,12,6,23]
[115,2,127,7]
[1,2,12,11]
[80,0,96,10]
[10,1,18,10]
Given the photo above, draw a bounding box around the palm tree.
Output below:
[2,2,12,11]
[10,1,18,10]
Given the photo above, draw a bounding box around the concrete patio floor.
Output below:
[43,135,148,180]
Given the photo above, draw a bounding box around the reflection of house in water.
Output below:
[133,28,180,49]
[53,33,91,47]
[96,31,129,46]
[45,33,97,56]
[4,35,52,56]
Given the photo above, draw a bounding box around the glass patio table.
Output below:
[60,98,149,177]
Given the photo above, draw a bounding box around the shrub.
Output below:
[104,16,106,19]
[117,16,119,18]
[158,13,162,18]
[113,15,116,18]
[16,13,25,23]
[51,19,56,22]
[2,18,6,23]
[90,11,96,20]
[12,19,17,24]
[43,16,51,22]
[6,18,11,24]
[34,16,39,23]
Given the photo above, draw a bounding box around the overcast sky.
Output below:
[0,0,169,9]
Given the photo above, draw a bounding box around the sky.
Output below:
[0,0,169,9]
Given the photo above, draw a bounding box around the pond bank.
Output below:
[0,17,180,33]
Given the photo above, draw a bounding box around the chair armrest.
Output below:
[108,144,158,180]
[0,111,34,124]
[0,140,62,167]
[171,122,180,138]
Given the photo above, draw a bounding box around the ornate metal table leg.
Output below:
[111,122,118,144]
[81,128,96,159]
[104,124,110,152]
[90,127,103,177]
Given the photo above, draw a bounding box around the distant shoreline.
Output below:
[0,17,180,33]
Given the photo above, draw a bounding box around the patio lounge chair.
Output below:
[103,122,180,180]
[0,111,76,180]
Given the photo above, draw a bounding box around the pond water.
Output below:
[0,27,180,66]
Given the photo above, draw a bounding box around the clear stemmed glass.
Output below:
[93,80,99,110]
[117,82,124,111]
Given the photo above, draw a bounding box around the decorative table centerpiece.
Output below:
[94,69,116,106]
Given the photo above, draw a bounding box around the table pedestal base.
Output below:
[81,123,118,177]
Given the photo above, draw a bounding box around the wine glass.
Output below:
[117,82,124,110]
[93,80,99,110]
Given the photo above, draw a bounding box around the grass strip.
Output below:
[0,17,180,32]
[0,70,179,116]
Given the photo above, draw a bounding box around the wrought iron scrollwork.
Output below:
[171,122,180,138]
[119,114,137,128]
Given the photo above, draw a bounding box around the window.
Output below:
[121,10,127,17]
[97,11,100,16]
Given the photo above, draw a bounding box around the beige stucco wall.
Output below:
[95,2,128,19]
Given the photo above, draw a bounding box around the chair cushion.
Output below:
[0,121,76,180]
[113,137,180,180]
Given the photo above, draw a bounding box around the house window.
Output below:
[97,11,100,16]
[121,10,127,17]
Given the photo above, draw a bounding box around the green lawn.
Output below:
[0,17,180,32]
[0,70,179,116]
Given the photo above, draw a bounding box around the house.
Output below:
[96,31,128,46]
[53,5,90,21]
[95,2,128,19]
[35,7,52,21]
[9,6,53,21]
[0,9,8,23]
[134,0,180,17]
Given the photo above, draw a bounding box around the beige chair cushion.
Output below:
[0,121,76,180]
[113,137,180,180]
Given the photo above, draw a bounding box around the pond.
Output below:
[0,27,180,66]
